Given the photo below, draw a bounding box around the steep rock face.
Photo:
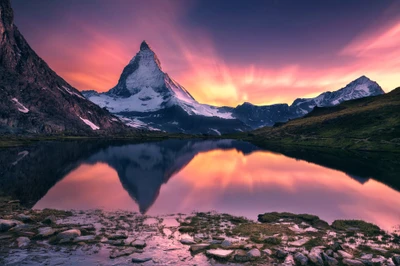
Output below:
[0,0,127,135]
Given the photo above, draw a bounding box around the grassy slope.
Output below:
[237,87,400,152]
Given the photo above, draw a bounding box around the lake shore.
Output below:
[1,197,399,265]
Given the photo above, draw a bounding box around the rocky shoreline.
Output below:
[0,197,399,265]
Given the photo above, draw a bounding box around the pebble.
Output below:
[57,229,81,240]
[38,227,56,237]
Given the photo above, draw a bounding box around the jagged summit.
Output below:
[140,40,151,51]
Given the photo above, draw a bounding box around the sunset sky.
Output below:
[12,0,400,107]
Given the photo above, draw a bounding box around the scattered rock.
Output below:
[338,250,354,259]
[131,257,152,263]
[107,233,127,240]
[342,259,365,266]
[38,227,56,238]
[331,242,343,251]
[284,254,295,265]
[189,243,210,252]
[294,252,309,266]
[16,236,30,247]
[17,214,32,223]
[360,254,373,260]
[288,237,309,247]
[275,248,289,259]
[247,248,261,258]
[206,249,234,259]
[212,236,225,241]
[110,248,140,258]
[131,239,146,248]
[262,248,273,256]
[107,240,125,246]
[73,235,96,243]
[42,215,57,225]
[234,250,250,262]
[180,237,196,245]
[308,249,324,266]
[393,255,400,265]
[322,252,339,266]
[371,256,386,264]
[221,240,232,248]
[56,229,81,240]
[0,219,21,232]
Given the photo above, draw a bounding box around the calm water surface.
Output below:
[1,139,399,231]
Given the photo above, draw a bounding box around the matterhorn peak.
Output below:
[140,40,151,51]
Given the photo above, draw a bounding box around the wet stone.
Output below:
[131,239,146,248]
[110,247,140,259]
[38,227,56,238]
[42,215,57,225]
[247,248,261,258]
[190,243,210,252]
[338,250,354,259]
[206,249,234,259]
[0,219,21,232]
[131,257,152,263]
[107,233,127,240]
[343,259,365,266]
[294,252,309,266]
[16,236,30,247]
[180,237,196,245]
[57,229,81,240]
[322,252,339,266]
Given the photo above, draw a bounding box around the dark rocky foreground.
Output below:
[0,197,399,265]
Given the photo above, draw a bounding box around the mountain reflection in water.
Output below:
[0,139,399,230]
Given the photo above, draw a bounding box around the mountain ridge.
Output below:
[83,41,384,134]
[0,0,128,135]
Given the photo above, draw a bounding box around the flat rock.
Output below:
[206,249,234,259]
[180,237,196,245]
[0,219,21,232]
[189,243,210,252]
[107,240,125,246]
[132,257,152,263]
[73,235,96,243]
[294,252,309,266]
[38,227,56,238]
[110,247,140,259]
[131,239,146,248]
[360,254,373,260]
[288,237,309,247]
[57,229,81,240]
[343,259,365,266]
[212,235,225,240]
[16,236,30,247]
[338,250,354,259]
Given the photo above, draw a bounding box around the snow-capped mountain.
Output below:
[290,75,384,117]
[0,0,127,135]
[83,41,385,133]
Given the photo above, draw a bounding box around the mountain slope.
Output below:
[245,87,400,151]
[83,41,244,134]
[0,0,127,135]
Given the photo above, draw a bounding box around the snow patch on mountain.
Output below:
[79,116,100,130]
[11,98,29,113]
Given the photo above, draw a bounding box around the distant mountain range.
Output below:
[0,0,127,135]
[0,0,387,136]
[83,41,384,134]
